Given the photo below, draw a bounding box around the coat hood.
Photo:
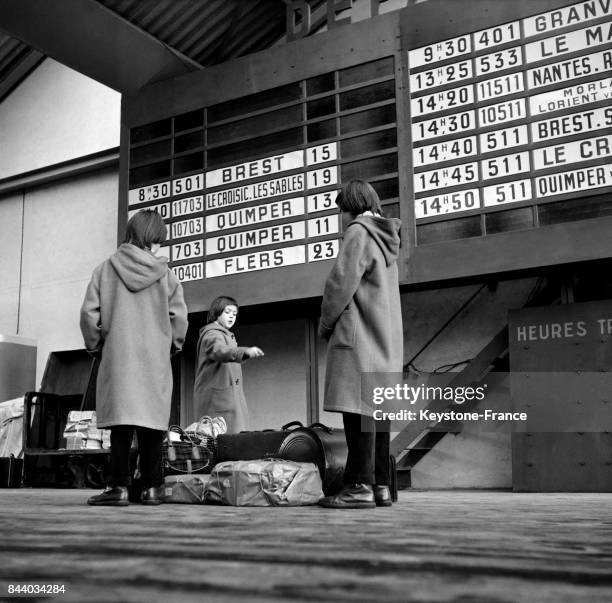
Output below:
[199,322,232,338]
[350,215,401,266]
[109,243,168,292]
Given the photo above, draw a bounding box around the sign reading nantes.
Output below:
[409,0,612,220]
[127,0,612,285]
[128,144,340,282]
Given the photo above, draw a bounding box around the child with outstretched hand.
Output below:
[193,296,263,433]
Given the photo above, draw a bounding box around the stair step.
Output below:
[427,421,462,433]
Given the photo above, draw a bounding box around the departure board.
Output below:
[408,0,612,241]
[121,0,612,302]
[127,144,341,281]
[123,43,399,303]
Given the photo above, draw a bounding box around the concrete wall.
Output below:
[0,59,120,179]
[0,61,120,388]
[0,192,23,335]
[18,168,119,385]
[0,168,119,387]
[240,319,309,429]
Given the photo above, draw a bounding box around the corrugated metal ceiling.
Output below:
[0,30,44,98]
[0,31,29,73]
[96,0,293,67]
[0,0,324,100]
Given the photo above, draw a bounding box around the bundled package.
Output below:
[205,459,323,506]
[162,474,210,504]
[63,411,110,450]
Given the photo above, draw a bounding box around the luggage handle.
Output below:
[167,425,197,445]
[307,422,333,433]
[166,425,203,466]
[281,421,304,431]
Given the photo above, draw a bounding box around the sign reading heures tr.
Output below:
[128,143,340,282]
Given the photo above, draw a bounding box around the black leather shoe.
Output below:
[374,485,392,507]
[318,483,375,509]
[87,486,129,506]
[141,487,162,505]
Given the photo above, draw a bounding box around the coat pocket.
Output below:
[332,309,356,349]
[210,386,238,413]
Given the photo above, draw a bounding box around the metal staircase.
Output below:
[391,277,560,488]
[391,326,509,487]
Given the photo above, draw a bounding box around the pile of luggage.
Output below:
[160,418,352,506]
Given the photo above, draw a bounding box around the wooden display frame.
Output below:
[119,0,612,310]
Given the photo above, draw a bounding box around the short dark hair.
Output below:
[124,210,167,249]
[335,179,383,216]
[207,295,239,324]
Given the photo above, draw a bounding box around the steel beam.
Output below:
[0,0,201,94]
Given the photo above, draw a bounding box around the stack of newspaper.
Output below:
[63,411,111,450]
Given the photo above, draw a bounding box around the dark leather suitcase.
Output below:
[277,422,348,496]
[216,421,304,462]
[0,455,23,488]
[278,425,399,499]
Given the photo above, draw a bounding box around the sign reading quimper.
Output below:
[128,144,340,281]
[128,0,612,282]
[410,0,612,219]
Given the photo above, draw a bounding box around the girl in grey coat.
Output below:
[193,296,264,434]
[318,180,403,509]
[80,210,188,506]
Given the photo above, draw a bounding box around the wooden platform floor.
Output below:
[0,489,611,602]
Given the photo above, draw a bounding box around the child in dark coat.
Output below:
[193,296,264,434]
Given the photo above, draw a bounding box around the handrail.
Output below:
[391,326,509,457]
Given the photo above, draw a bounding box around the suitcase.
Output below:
[216,421,304,462]
[0,455,23,488]
[277,422,348,496]
[22,352,108,488]
[278,425,399,499]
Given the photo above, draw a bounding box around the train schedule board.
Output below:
[120,0,612,310]
[404,0,612,282]
[120,11,401,310]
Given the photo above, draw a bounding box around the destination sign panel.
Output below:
[128,143,341,282]
[122,0,612,296]
[206,150,304,188]
[531,107,612,142]
[206,197,305,234]
[409,0,612,221]
[205,222,306,256]
[206,245,306,279]
[529,77,612,115]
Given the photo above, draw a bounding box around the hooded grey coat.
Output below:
[319,215,403,416]
[193,322,249,434]
[79,243,188,431]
